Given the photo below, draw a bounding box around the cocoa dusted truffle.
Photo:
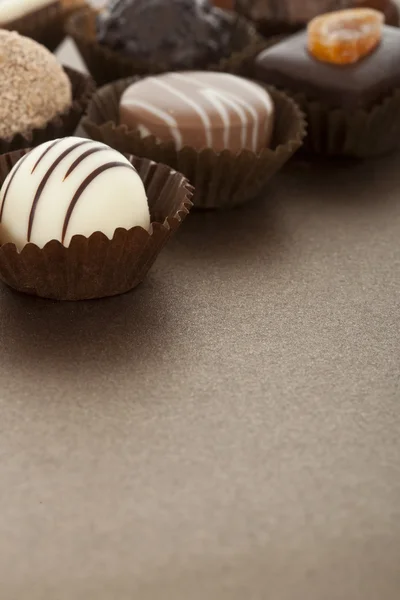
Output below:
[96,0,236,70]
[0,30,72,140]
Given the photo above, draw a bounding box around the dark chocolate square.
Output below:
[255,26,400,109]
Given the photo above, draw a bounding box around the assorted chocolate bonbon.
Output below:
[0,1,399,299]
[119,72,275,153]
[96,0,236,70]
[0,138,150,250]
[255,10,400,110]
[0,30,72,140]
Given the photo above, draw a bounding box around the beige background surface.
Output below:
[0,40,399,600]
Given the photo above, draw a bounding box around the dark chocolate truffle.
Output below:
[119,71,275,153]
[96,0,235,70]
[255,26,400,110]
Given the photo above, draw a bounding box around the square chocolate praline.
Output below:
[255,27,400,110]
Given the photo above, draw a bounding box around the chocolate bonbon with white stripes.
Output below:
[119,71,275,153]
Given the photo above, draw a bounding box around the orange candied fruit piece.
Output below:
[307,8,384,65]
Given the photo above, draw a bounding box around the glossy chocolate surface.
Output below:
[255,26,400,109]
[96,0,235,69]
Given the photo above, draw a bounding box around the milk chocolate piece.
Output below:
[119,71,275,153]
[255,26,400,110]
[96,0,235,70]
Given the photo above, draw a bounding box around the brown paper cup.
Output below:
[291,88,400,158]
[2,0,85,52]
[0,66,96,156]
[0,150,193,301]
[213,33,284,78]
[65,5,266,86]
[81,76,306,209]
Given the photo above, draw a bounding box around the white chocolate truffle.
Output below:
[0,137,150,250]
[0,0,56,24]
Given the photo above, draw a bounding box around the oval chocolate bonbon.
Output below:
[119,71,275,153]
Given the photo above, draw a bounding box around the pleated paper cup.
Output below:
[214,33,285,78]
[0,67,96,156]
[2,0,86,52]
[65,5,265,86]
[81,76,306,209]
[0,150,193,301]
[292,88,400,158]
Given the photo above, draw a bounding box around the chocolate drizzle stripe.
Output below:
[0,153,31,222]
[122,72,274,154]
[27,140,92,242]
[64,146,108,180]
[31,139,62,174]
[62,162,134,244]
[151,77,213,148]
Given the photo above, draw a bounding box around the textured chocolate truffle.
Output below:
[119,72,275,153]
[0,137,150,250]
[0,30,72,139]
[96,0,235,70]
[255,26,400,110]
